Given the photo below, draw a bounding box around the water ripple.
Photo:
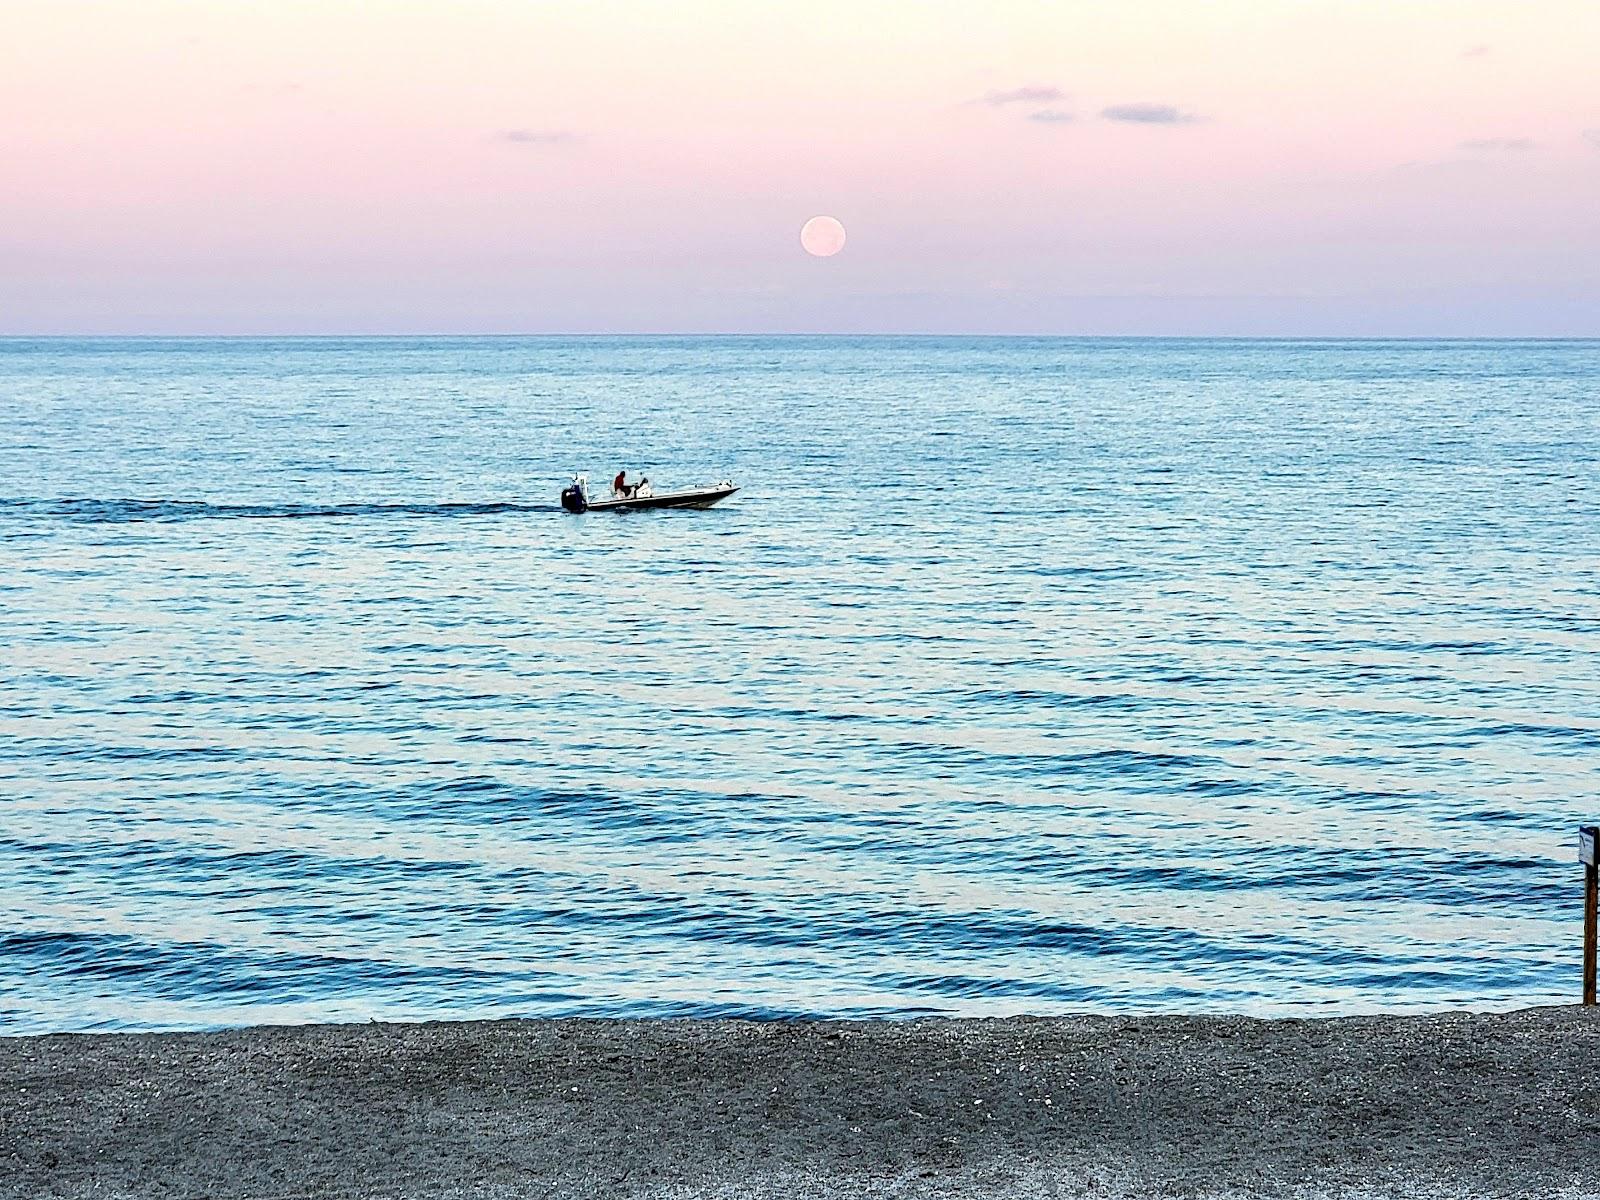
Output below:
[2,336,1597,1033]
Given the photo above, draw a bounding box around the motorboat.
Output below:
[560,475,738,514]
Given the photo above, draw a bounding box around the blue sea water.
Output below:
[1,336,1597,1035]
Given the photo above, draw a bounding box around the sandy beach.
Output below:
[3,1007,1596,1199]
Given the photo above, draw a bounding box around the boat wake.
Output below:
[0,498,560,523]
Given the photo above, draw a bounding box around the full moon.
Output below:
[800,215,847,257]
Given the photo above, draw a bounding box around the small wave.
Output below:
[0,497,558,523]
[0,930,514,996]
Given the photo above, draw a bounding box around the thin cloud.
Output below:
[1028,109,1075,124]
[1585,129,1600,149]
[1462,44,1491,58]
[981,85,1065,107]
[1101,102,1196,125]
[1461,137,1535,152]
[498,129,579,146]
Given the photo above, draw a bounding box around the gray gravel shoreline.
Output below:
[3,1008,1597,1199]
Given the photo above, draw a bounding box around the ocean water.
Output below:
[2,336,1597,1035]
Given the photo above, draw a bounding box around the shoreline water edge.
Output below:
[3,1008,1596,1199]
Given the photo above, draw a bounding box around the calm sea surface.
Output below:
[2,337,1597,1034]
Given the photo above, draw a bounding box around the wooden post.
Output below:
[1581,825,1598,1007]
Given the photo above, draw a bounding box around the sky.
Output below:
[3,0,1598,335]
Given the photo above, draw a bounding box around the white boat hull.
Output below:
[561,481,738,513]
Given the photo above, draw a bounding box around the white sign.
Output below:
[1580,829,1596,867]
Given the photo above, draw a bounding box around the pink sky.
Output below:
[3,0,1597,334]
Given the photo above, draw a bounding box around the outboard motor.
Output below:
[560,475,589,514]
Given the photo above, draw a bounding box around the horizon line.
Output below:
[3,332,1599,342]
